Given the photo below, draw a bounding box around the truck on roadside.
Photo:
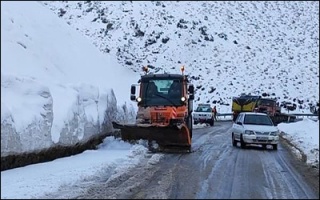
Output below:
[232,94,296,125]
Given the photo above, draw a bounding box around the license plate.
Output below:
[257,136,268,140]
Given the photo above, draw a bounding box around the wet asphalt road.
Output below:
[45,121,318,199]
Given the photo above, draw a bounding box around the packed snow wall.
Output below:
[1,75,136,170]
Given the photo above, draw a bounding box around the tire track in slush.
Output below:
[194,126,231,170]
[273,149,317,199]
[194,123,318,199]
[192,124,237,199]
[168,122,234,199]
[195,143,238,199]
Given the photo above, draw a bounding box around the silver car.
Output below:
[231,112,280,150]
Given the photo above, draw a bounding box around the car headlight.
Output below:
[181,97,186,102]
[136,97,142,102]
[244,130,255,135]
[270,131,279,136]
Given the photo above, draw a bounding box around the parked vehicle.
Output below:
[231,95,260,121]
[231,94,296,125]
[193,104,214,126]
[231,112,280,150]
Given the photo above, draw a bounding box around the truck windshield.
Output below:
[141,78,184,106]
[257,99,276,106]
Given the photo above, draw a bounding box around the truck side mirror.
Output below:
[130,85,136,101]
[188,85,194,100]
[188,84,194,93]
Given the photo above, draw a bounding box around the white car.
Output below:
[231,112,280,150]
[193,104,214,126]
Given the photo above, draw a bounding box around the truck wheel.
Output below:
[209,119,214,126]
[187,116,193,138]
[186,146,192,153]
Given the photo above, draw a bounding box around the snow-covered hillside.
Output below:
[44,1,319,113]
[1,1,139,155]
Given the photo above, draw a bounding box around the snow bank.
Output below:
[0,73,121,155]
[278,118,319,166]
[1,1,139,156]
[1,74,53,154]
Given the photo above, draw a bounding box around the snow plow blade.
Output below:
[112,121,191,149]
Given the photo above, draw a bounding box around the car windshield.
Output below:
[243,115,274,126]
[195,106,212,112]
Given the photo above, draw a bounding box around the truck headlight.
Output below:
[270,131,279,136]
[244,130,255,135]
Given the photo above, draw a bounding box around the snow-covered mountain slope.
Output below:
[44,1,319,113]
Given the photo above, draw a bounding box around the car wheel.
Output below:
[232,134,237,147]
[240,135,246,149]
[272,144,278,150]
[210,119,214,126]
[262,144,267,149]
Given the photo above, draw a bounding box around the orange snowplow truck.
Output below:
[112,66,195,152]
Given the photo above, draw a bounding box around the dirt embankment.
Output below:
[1,131,117,171]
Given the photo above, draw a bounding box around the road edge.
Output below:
[279,131,319,197]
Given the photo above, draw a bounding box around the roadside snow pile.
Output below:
[1,1,139,156]
[0,136,148,199]
[278,118,319,167]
